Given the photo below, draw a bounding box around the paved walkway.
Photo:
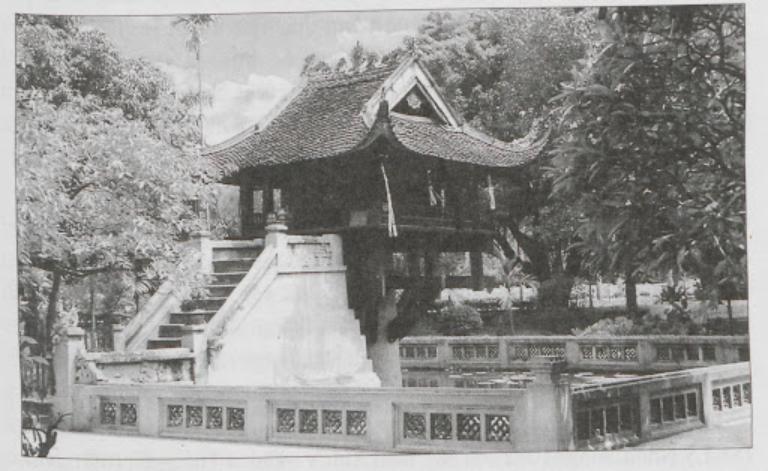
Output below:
[634,417,752,450]
[45,417,752,459]
[48,431,377,459]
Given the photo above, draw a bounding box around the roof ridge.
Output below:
[308,63,399,88]
[203,77,309,155]
[459,122,547,150]
[203,124,258,155]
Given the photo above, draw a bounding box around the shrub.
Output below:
[574,306,706,336]
[572,316,635,336]
[436,303,483,336]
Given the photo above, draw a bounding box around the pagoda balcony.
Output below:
[282,204,496,237]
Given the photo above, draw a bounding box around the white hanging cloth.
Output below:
[427,170,438,207]
[381,163,398,238]
[487,173,496,211]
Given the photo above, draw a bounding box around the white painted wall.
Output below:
[207,269,380,387]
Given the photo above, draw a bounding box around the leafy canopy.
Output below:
[550,5,746,302]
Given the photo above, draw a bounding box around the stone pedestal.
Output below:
[51,327,85,430]
[111,324,125,352]
[181,324,208,384]
[190,230,212,273]
[520,357,573,451]
[368,290,403,387]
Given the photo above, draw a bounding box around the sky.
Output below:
[82,11,430,144]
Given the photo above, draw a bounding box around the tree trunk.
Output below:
[727,298,734,335]
[625,271,638,314]
[197,52,204,147]
[89,275,96,345]
[44,271,62,357]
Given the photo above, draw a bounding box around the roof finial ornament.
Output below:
[377,83,394,119]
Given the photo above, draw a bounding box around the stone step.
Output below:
[206,284,238,298]
[211,272,248,285]
[212,247,261,261]
[158,324,184,338]
[182,297,228,312]
[147,338,182,349]
[213,259,256,273]
[169,311,217,325]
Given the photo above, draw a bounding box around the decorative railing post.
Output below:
[190,230,213,273]
[520,357,573,451]
[564,338,581,366]
[181,325,208,384]
[112,324,125,352]
[436,338,451,368]
[264,213,288,266]
[51,327,85,429]
[637,338,655,368]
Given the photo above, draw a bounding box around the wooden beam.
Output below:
[239,179,253,237]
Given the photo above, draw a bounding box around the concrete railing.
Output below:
[119,232,211,352]
[75,349,196,385]
[399,335,749,372]
[69,358,571,453]
[205,245,278,343]
[570,362,750,449]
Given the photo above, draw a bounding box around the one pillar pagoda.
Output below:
[204,56,549,385]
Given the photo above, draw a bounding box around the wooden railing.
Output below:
[84,329,114,352]
[21,357,53,400]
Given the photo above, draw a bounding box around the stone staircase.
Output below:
[146,245,262,350]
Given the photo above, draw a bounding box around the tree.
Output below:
[549,5,745,312]
[172,14,216,147]
[410,10,593,306]
[16,16,210,359]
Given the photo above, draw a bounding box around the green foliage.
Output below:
[550,5,746,305]
[412,10,594,303]
[414,9,592,139]
[16,16,211,354]
[436,303,483,336]
[573,305,703,336]
[573,316,635,336]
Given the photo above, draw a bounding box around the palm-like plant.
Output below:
[172,14,215,147]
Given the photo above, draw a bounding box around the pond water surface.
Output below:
[401,368,646,389]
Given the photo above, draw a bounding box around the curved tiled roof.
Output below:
[389,114,550,168]
[204,62,549,177]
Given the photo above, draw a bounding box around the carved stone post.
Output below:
[190,230,212,274]
[51,327,85,430]
[181,324,208,384]
[520,358,573,451]
[265,216,288,267]
[368,290,403,387]
[112,324,125,352]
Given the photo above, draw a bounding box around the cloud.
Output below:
[155,62,293,145]
[335,21,411,55]
[155,62,201,95]
[206,75,293,144]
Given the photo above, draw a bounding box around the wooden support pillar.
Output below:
[239,179,253,238]
[264,183,275,215]
[356,240,402,387]
[424,248,441,294]
[470,251,484,291]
